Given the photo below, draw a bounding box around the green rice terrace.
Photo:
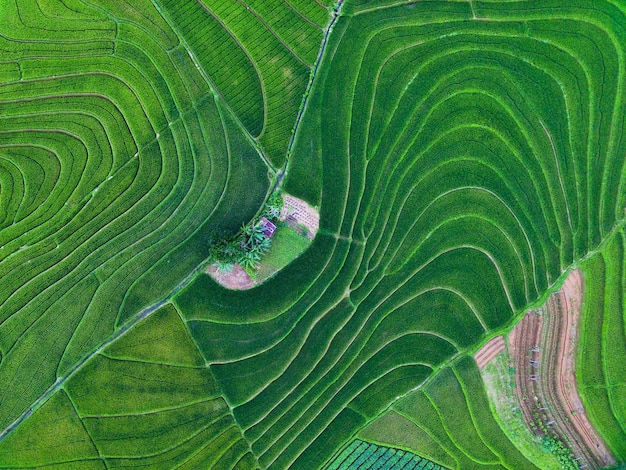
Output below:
[0,0,625,469]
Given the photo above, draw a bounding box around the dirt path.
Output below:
[206,263,256,290]
[509,308,544,442]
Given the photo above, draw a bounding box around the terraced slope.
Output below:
[176,0,626,467]
[155,0,329,166]
[578,228,626,460]
[0,0,270,443]
[1,0,626,469]
[360,357,539,469]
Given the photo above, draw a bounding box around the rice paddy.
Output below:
[1,0,625,468]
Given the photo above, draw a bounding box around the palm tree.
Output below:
[214,260,234,273]
[239,250,259,272]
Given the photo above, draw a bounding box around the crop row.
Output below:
[156,0,324,166]
[0,0,270,444]
[157,0,265,137]
[286,0,332,29]
[327,439,444,470]
[172,1,626,467]
[578,228,626,460]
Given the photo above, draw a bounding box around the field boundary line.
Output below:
[65,390,109,469]
[232,0,311,67]
[0,244,213,442]
[283,0,325,30]
[279,0,345,186]
[148,0,274,172]
[451,366,513,469]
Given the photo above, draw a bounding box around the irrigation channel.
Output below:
[0,260,207,442]
[273,0,346,192]
[0,0,346,443]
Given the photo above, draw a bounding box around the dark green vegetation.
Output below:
[578,228,626,459]
[1,0,626,469]
[327,439,444,470]
[209,192,283,276]
[360,357,541,469]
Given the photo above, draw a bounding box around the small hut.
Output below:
[259,216,277,238]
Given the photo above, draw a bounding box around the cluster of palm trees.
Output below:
[208,192,283,277]
[238,222,273,273]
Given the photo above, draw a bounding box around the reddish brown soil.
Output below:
[509,305,545,442]
[551,270,615,467]
[474,335,505,370]
[507,269,615,468]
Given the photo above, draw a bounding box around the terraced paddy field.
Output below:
[1,0,626,469]
[578,229,626,461]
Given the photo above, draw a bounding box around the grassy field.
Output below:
[1,0,625,468]
[256,224,312,282]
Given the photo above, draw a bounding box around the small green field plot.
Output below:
[1,0,626,468]
[327,439,445,470]
[256,224,312,282]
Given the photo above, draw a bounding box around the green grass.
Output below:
[256,224,312,281]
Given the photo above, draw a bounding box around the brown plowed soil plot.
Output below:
[507,269,615,469]
[550,271,615,467]
[474,335,505,370]
[280,194,319,240]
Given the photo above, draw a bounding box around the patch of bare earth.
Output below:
[280,193,319,240]
[506,269,615,469]
[206,193,319,290]
[474,335,506,370]
[206,264,255,290]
